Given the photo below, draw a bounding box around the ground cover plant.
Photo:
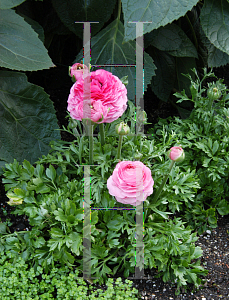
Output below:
[0,251,139,299]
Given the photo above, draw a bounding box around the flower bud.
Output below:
[207,85,221,101]
[115,122,130,135]
[136,110,147,124]
[69,62,89,82]
[134,150,143,160]
[167,146,185,162]
[120,75,128,86]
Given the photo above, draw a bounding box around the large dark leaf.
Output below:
[174,57,196,96]
[151,50,176,102]
[200,0,229,55]
[0,9,54,71]
[0,71,61,174]
[145,23,198,58]
[52,0,116,38]
[201,31,229,67]
[74,18,156,101]
[122,0,199,41]
[0,0,25,9]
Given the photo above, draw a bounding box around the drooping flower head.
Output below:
[107,161,154,206]
[67,69,128,124]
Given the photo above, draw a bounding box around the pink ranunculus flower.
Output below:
[76,99,108,123]
[107,161,154,206]
[167,146,185,162]
[69,63,89,81]
[67,69,128,123]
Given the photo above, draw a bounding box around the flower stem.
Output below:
[99,123,105,146]
[151,160,175,205]
[88,122,94,164]
[117,135,123,159]
[117,0,122,20]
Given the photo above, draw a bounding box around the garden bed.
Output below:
[1,64,229,299]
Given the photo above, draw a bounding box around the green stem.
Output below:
[151,160,175,205]
[99,123,105,146]
[0,231,27,239]
[117,135,123,159]
[206,99,214,134]
[88,123,94,165]
[117,0,122,20]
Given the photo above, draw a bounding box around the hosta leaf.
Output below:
[200,0,229,55]
[0,9,54,71]
[122,0,199,42]
[52,0,116,38]
[0,71,60,174]
[145,23,198,58]
[74,18,156,101]
[0,0,25,9]
[150,49,176,101]
[208,44,229,67]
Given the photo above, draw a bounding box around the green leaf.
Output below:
[52,0,116,38]
[0,9,54,71]
[147,23,198,58]
[46,165,56,181]
[151,49,176,101]
[50,227,64,238]
[74,18,156,101]
[212,140,219,155]
[200,0,229,56]
[68,232,82,255]
[151,207,172,219]
[217,199,229,215]
[0,71,61,174]
[122,0,199,42]
[54,209,68,222]
[35,184,50,194]
[107,214,124,231]
[0,223,7,233]
[0,0,26,9]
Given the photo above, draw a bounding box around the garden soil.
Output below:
[1,64,229,299]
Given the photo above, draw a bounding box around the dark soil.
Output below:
[1,63,229,299]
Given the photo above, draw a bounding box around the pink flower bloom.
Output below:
[167,146,185,162]
[75,99,108,123]
[69,63,89,81]
[67,69,128,123]
[107,161,154,206]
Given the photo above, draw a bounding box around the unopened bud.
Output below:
[167,146,185,162]
[115,122,130,135]
[207,86,221,101]
[69,63,89,82]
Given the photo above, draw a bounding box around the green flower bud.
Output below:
[120,75,128,86]
[136,110,147,124]
[207,86,221,101]
[115,122,130,135]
